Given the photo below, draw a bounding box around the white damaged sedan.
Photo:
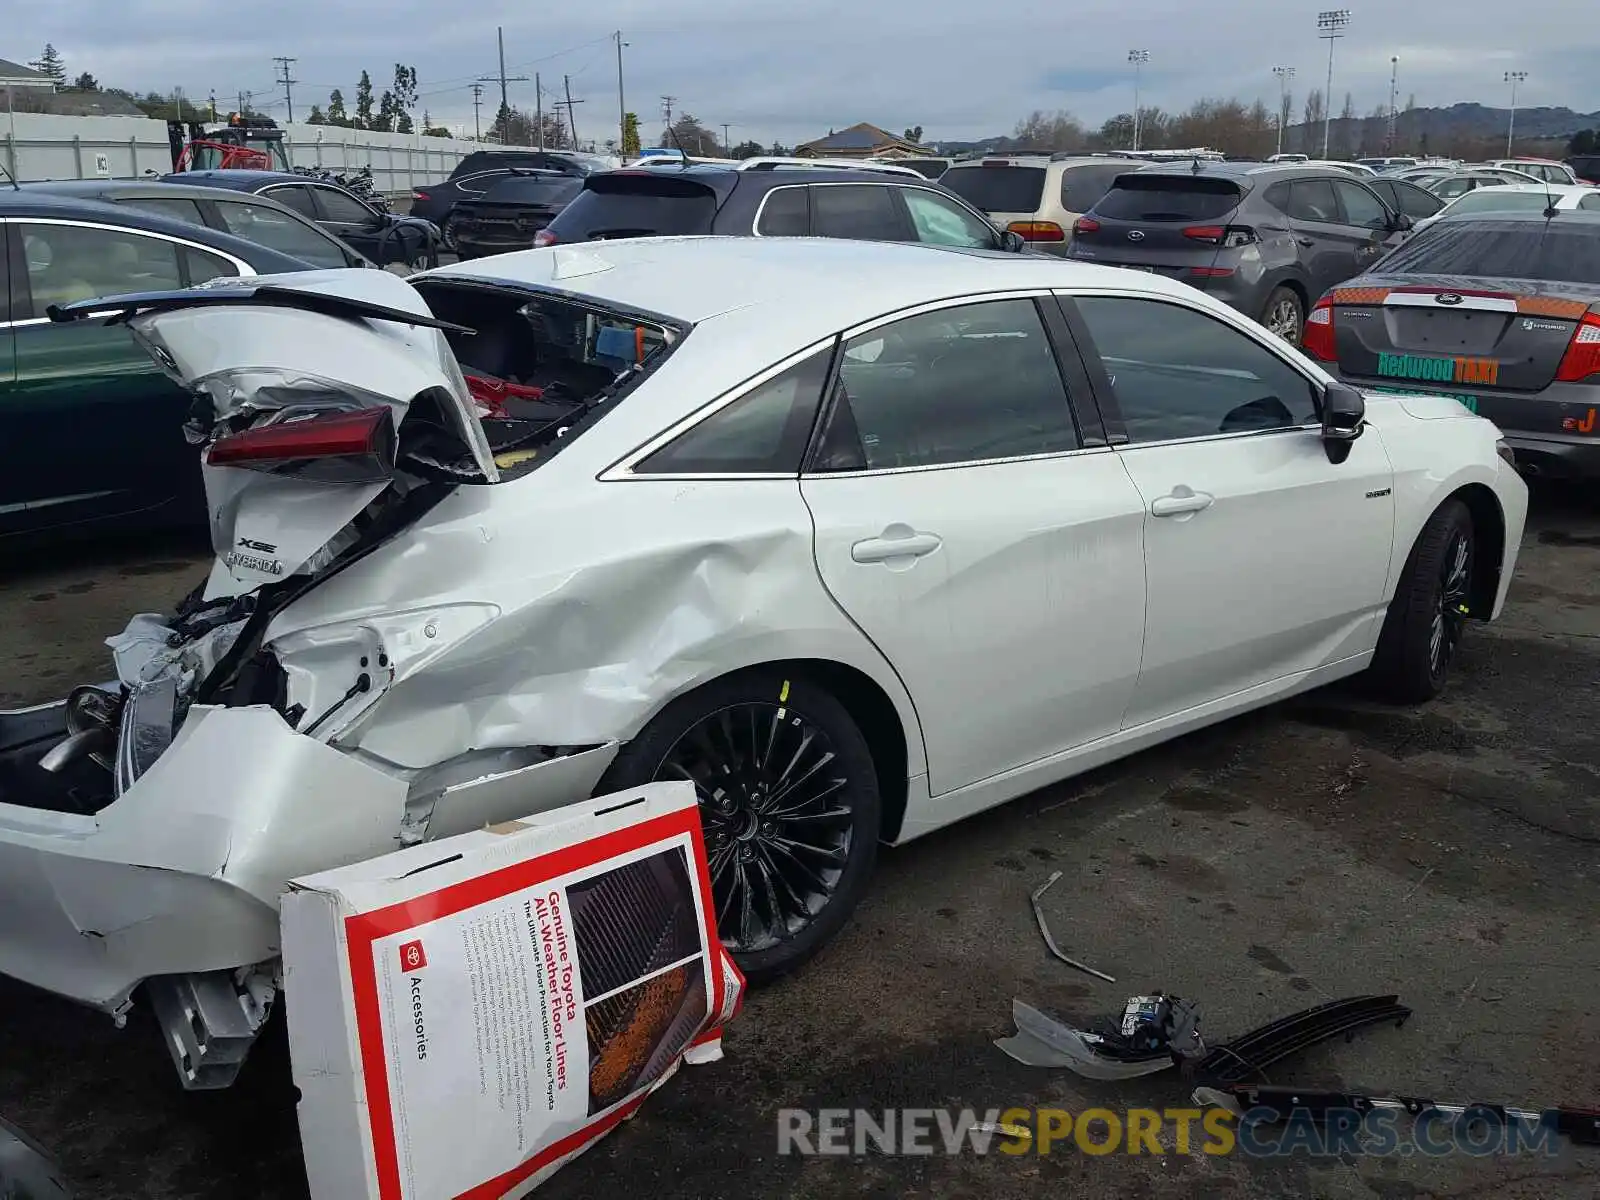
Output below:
[0,238,1526,1087]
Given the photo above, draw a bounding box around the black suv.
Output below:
[537,165,1027,253]
[1066,162,1411,343]
[411,151,604,244]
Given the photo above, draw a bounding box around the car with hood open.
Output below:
[0,239,1525,1089]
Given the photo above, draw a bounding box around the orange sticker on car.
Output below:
[1516,296,1591,319]
[1331,286,1391,306]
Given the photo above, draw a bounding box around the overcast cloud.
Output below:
[9,0,1596,147]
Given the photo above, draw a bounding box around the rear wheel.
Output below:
[1368,499,1475,703]
[1261,286,1305,344]
[596,671,881,984]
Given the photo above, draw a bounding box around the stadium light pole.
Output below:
[1316,10,1350,158]
[1504,70,1528,156]
[1128,50,1149,151]
[1272,65,1295,157]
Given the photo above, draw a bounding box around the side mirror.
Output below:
[1321,381,1366,464]
[1000,229,1027,253]
[1390,211,1414,232]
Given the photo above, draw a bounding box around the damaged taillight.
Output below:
[205,407,396,483]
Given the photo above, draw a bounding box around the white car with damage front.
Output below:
[0,238,1527,1087]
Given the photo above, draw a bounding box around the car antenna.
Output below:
[664,123,692,168]
[0,159,17,190]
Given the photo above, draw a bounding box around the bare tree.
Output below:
[1301,89,1326,153]
[1012,109,1087,151]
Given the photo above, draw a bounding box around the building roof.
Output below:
[0,58,52,82]
[795,123,920,156]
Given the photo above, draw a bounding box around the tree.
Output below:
[29,44,66,86]
[1095,113,1135,149]
[354,70,374,130]
[903,125,923,144]
[1013,109,1086,151]
[391,64,418,134]
[71,72,99,92]
[662,112,718,156]
[1331,91,1356,158]
[1277,85,1294,148]
[622,110,642,155]
[731,139,766,159]
[306,105,326,125]
[1301,88,1326,152]
[326,88,349,127]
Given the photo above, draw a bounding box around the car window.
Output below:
[184,247,239,285]
[313,186,376,225]
[755,186,809,236]
[1334,180,1390,230]
[1386,181,1444,218]
[546,176,719,241]
[1060,164,1124,213]
[940,164,1047,214]
[810,185,909,241]
[1091,175,1244,222]
[635,346,832,474]
[813,297,1078,471]
[1431,177,1477,200]
[213,199,353,268]
[1286,179,1341,223]
[120,196,207,226]
[1074,297,1319,444]
[900,188,996,248]
[19,222,185,314]
[1448,191,1553,217]
[265,185,318,218]
[1580,193,1600,212]
[1376,220,1600,285]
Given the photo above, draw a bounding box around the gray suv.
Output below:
[1066,162,1411,343]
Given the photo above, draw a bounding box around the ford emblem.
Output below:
[1127,230,1145,241]
[1435,292,1463,306]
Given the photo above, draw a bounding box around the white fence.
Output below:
[2,112,536,194]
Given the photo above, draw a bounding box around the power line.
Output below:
[272,56,297,124]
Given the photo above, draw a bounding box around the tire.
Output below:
[596,670,881,985]
[441,213,460,253]
[1261,285,1305,344]
[1367,499,1475,703]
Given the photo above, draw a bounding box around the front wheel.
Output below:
[1368,499,1475,703]
[596,671,881,984]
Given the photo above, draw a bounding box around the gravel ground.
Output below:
[1,485,1597,1199]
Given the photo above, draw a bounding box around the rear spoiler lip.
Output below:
[48,285,476,334]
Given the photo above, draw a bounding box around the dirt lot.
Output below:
[2,486,1597,1199]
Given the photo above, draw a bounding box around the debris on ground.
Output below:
[1029,871,1115,983]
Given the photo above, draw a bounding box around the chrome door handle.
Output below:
[1150,488,1214,517]
[851,527,943,563]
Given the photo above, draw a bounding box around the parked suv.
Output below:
[411,151,603,245]
[939,155,1130,253]
[1067,162,1409,343]
[537,165,1025,252]
[1485,158,1579,185]
[1569,155,1600,185]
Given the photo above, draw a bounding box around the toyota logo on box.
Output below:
[1127,230,1145,241]
[1435,293,1464,306]
[399,939,428,971]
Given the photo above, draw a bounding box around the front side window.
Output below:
[214,199,352,267]
[900,189,996,248]
[1074,297,1319,444]
[813,297,1078,471]
[810,185,908,241]
[313,187,376,225]
[635,346,832,474]
[19,223,184,313]
[265,186,318,218]
[1334,180,1391,230]
[755,186,809,236]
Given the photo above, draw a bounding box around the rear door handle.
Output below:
[1150,488,1215,518]
[852,526,943,563]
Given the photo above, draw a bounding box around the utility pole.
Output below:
[470,82,484,141]
[208,90,217,121]
[272,56,297,123]
[237,90,247,117]
[1127,50,1149,150]
[559,75,583,149]
[1504,70,1528,156]
[615,31,628,156]
[497,27,509,116]
[661,94,676,146]
[1315,10,1349,158]
[478,29,528,145]
[536,73,544,151]
[1386,56,1399,152]
[721,123,731,153]
[1272,66,1295,157]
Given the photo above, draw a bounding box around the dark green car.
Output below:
[0,190,311,542]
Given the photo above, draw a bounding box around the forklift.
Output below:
[166,113,291,173]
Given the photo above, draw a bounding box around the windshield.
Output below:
[940,165,1046,213]
[1376,220,1600,285]
[1091,176,1243,221]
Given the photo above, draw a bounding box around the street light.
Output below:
[1128,50,1149,151]
[1272,65,1296,157]
[1316,9,1350,158]
[1504,70,1528,156]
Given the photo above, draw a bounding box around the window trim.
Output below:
[0,216,253,328]
[803,289,1094,478]
[1056,288,1330,451]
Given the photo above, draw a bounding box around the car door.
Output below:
[207,196,364,268]
[800,294,1148,796]
[1369,178,1445,222]
[1063,291,1394,728]
[3,219,245,532]
[1285,177,1373,297]
[306,184,389,260]
[1333,178,1403,256]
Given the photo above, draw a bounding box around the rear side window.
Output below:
[1060,164,1124,213]
[635,346,832,474]
[1374,221,1600,285]
[756,186,809,235]
[213,199,352,268]
[1091,176,1243,222]
[1286,179,1340,222]
[121,197,207,226]
[940,165,1047,214]
[810,185,908,241]
[546,176,718,240]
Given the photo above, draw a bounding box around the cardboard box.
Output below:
[281,781,743,1200]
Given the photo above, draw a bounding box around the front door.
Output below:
[800,295,1147,795]
[1066,292,1395,728]
[1285,177,1382,297]
[307,184,389,261]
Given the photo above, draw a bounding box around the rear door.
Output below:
[801,294,1147,796]
[1067,174,1246,276]
[807,184,914,241]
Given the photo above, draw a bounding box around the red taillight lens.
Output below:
[1190,266,1235,277]
[1302,298,1336,360]
[1006,220,1065,242]
[206,408,395,483]
[1073,217,1101,235]
[1183,225,1226,242]
[1183,224,1257,248]
[1556,312,1600,383]
[533,229,558,248]
[412,190,430,201]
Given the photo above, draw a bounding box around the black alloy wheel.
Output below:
[1369,498,1476,703]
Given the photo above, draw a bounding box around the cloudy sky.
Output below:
[10,0,1596,146]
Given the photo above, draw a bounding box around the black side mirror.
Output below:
[1321,381,1366,464]
[1000,228,1027,253]
[1391,211,1414,232]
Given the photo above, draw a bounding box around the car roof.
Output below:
[22,177,300,204]
[165,169,309,191]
